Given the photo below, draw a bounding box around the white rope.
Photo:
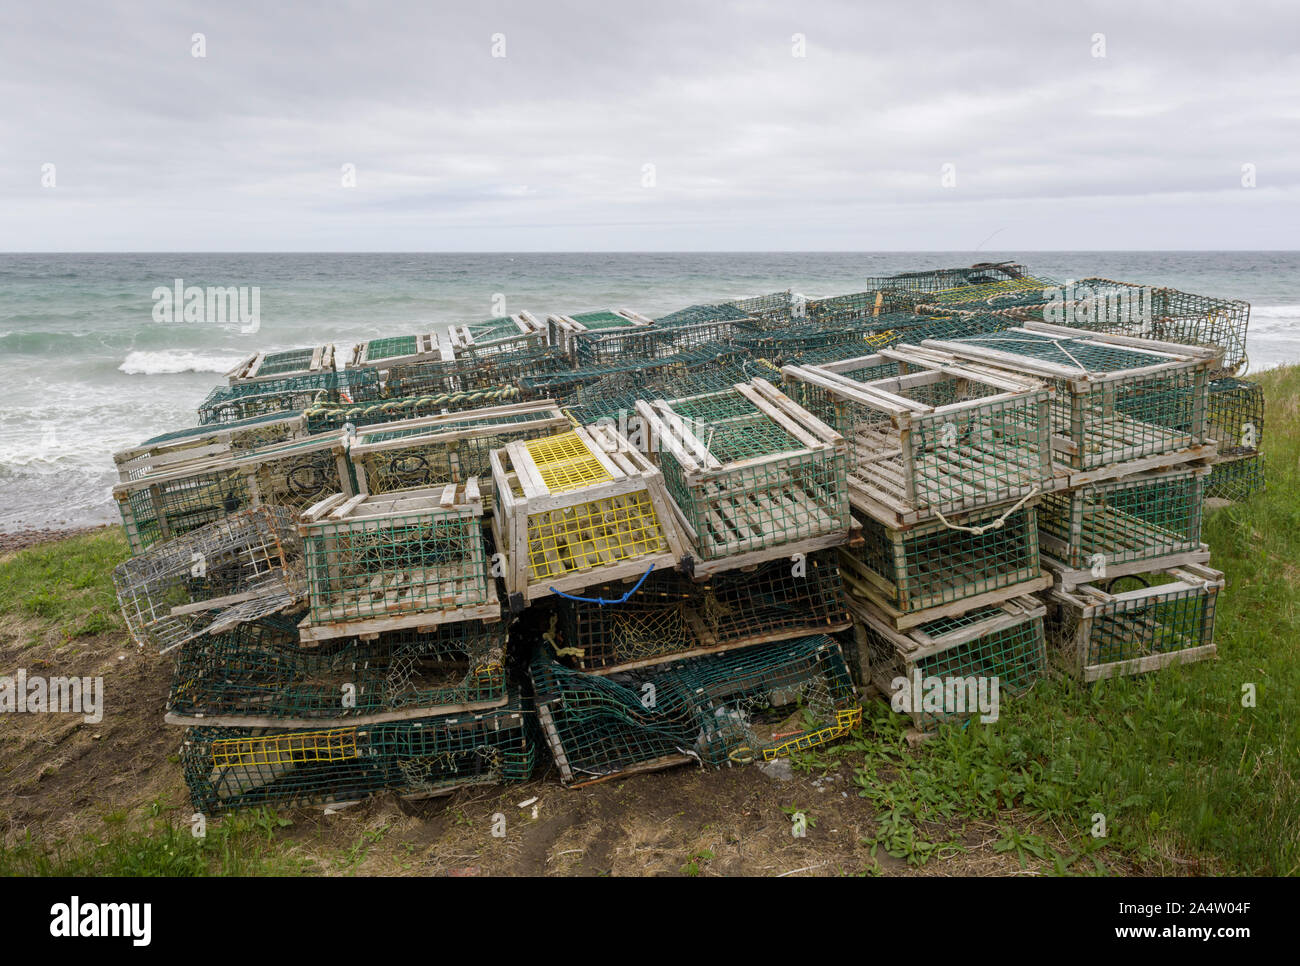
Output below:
[933,486,1040,534]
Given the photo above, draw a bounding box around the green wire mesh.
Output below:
[936,331,1208,470]
[1206,454,1266,504]
[568,310,634,328]
[1206,376,1263,458]
[654,386,849,559]
[564,350,759,426]
[351,410,565,498]
[573,319,747,366]
[303,386,525,432]
[1050,572,1220,674]
[1038,469,1204,570]
[198,370,381,425]
[531,634,858,784]
[118,463,256,554]
[302,501,491,628]
[182,693,535,813]
[365,335,421,361]
[655,303,752,327]
[859,604,1046,731]
[558,550,848,672]
[384,346,567,397]
[113,506,305,652]
[252,347,320,378]
[862,262,1030,294]
[841,503,1040,616]
[796,369,1049,516]
[121,411,303,482]
[167,618,508,724]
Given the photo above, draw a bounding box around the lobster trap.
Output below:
[1206,377,1263,460]
[547,308,653,359]
[114,411,306,482]
[166,618,508,727]
[725,290,799,329]
[783,348,1051,526]
[198,369,382,425]
[1042,279,1251,376]
[348,401,570,502]
[563,347,759,425]
[349,332,448,369]
[571,319,749,367]
[383,344,567,398]
[489,425,689,604]
[182,694,535,813]
[297,483,498,643]
[303,385,525,433]
[839,501,1047,629]
[114,431,353,555]
[531,634,860,786]
[557,549,850,673]
[849,595,1046,732]
[636,379,850,565]
[654,302,753,327]
[1038,465,1210,587]
[863,262,1032,295]
[446,311,548,357]
[922,322,1218,474]
[113,506,306,653]
[227,345,336,385]
[1206,453,1265,504]
[1046,564,1223,681]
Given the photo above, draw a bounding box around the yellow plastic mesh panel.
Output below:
[527,491,667,581]
[524,432,613,493]
[211,728,359,768]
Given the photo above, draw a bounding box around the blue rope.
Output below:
[548,564,655,605]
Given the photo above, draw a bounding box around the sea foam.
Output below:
[118,350,244,375]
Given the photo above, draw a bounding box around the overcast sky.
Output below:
[2,0,1297,251]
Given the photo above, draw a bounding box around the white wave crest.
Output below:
[118,350,244,375]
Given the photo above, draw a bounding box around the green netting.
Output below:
[365,335,421,361]
[568,355,763,426]
[301,499,491,627]
[113,506,304,652]
[568,310,634,329]
[842,503,1040,616]
[460,316,521,342]
[654,303,751,327]
[136,410,300,449]
[117,413,304,483]
[118,463,256,554]
[1206,376,1263,458]
[1039,469,1204,570]
[559,550,848,671]
[937,331,1208,470]
[182,693,535,813]
[199,370,381,425]
[385,346,565,397]
[1207,454,1266,503]
[168,619,508,724]
[573,319,746,366]
[859,606,1046,731]
[911,275,1060,311]
[303,386,525,432]
[254,347,319,377]
[862,262,1030,294]
[531,635,859,783]
[653,386,849,559]
[795,369,1049,516]
[1052,574,1219,672]
[351,410,564,499]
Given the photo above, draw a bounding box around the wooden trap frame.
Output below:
[546,308,653,360]
[848,594,1046,732]
[1046,563,1223,681]
[113,505,306,654]
[782,347,1052,527]
[445,311,548,357]
[489,425,689,605]
[114,411,307,483]
[348,400,570,503]
[635,378,851,567]
[296,482,499,644]
[227,345,336,386]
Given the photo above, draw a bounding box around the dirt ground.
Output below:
[0,531,1105,878]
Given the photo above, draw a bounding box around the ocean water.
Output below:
[1,251,1297,533]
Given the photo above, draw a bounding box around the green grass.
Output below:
[0,802,312,876]
[0,528,130,642]
[797,366,1300,875]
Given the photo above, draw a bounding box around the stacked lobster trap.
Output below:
[915,322,1228,682]
[782,346,1054,732]
[110,261,1261,807]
